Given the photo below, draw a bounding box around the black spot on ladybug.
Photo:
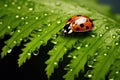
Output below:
[76,15,81,16]
[86,26,89,30]
[68,18,72,21]
[76,27,80,31]
[80,24,84,27]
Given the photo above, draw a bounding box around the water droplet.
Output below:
[47,23,51,26]
[109,78,114,80]
[52,40,57,44]
[73,56,77,59]
[21,17,25,20]
[91,34,96,38]
[64,47,67,51]
[7,49,12,53]
[25,16,28,19]
[25,21,28,24]
[115,41,119,46]
[16,15,19,18]
[115,71,119,74]
[29,7,33,11]
[0,21,3,25]
[64,64,70,70]
[13,40,17,44]
[105,26,109,30]
[33,50,39,56]
[112,34,116,39]
[44,13,48,16]
[27,53,31,56]
[38,28,42,32]
[106,45,111,50]
[93,58,97,62]
[57,20,61,24]
[7,26,11,29]
[35,17,39,20]
[51,10,54,13]
[94,52,98,56]
[17,29,21,32]
[20,38,23,41]
[11,2,15,5]
[4,4,8,7]
[55,2,61,6]
[17,6,21,10]
[88,74,92,78]
[85,44,89,47]
[103,53,107,56]
[99,33,103,37]
[37,35,40,37]
[67,54,72,58]
[40,40,44,44]
[54,62,58,65]
[54,47,57,50]
[70,69,73,71]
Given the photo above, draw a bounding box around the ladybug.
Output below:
[62,15,94,35]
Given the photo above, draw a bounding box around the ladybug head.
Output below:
[62,23,73,35]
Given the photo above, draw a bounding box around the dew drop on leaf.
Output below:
[27,53,31,56]
[33,50,39,56]
[99,33,103,37]
[103,53,107,56]
[64,64,70,70]
[91,33,97,38]
[40,40,44,44]
[29,7,33,11]
[115,41,119,46]
[11,2,15,5]
[109,78,114,80]
[70,68,73,71]
[0,21,3,25]
[38,28,42,32]
[106,45,111,50]
[85,44,89,48]
[54,62,58,65]
[13,40,17,44]
[88,74,92,78]
[17,29,21,32]
[105,26,109,30]
[15,15,19,18]
[37,35,40,37]
[112,34,116,39]
[25,21,28,24]
[115,71,119,74]
[51,40,57,44]
[4,4,8,7]
[35,17,39,20]
[17,6,21,10]
[73,56,77,59]
[21,17,25,20]
[7,26,11,29]
[20,38,23,41]
[57,20,61,24]
[44,13,48,16]
[7,49,12,53]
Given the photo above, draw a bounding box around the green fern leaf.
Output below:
[0,0,120,80]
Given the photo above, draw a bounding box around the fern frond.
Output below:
[0,0,120,80]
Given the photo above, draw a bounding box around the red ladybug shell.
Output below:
[67,15,94,32]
